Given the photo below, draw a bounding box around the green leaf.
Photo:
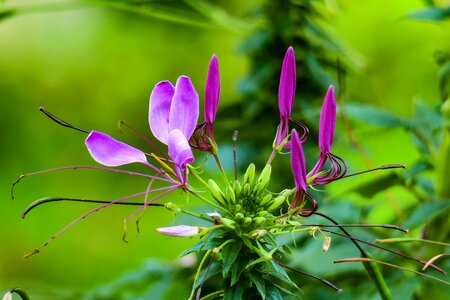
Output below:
[230,256,247,286]
[403,199,450,229]
[222,241,242,278]
[180,240,204,257]
[266,261,299,290]
[0,9,14,21]
[343,104,411,128]
[249,272,266,300]
[193,260,222,289]
[265,284,283,300]
[408,7,450,21]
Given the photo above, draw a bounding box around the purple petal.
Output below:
[291,129,307,191]
[168,129,194,170]
[318,85,336,153]
[278,47,296,119]
[156,225,199,237]
[169,76,199,140]
[204,54,220,124]
[85,131,148,167]
[149,81,175,144]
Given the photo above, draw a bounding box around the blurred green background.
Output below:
[1,0,449,299]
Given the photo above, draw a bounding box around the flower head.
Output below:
[190,55,220,153]
[149,76,199,175]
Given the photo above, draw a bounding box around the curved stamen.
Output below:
[289,117,309,143]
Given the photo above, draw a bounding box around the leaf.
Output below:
[193,260,222,289]
[230,256,247,286]
[408,7,450,21]
[265,284,283,300]
[343,104,411,128]
[180,240,204,257]
[249,272,266,300]
[0,9,14,21]
[222,241,242,277]
[266,261,299,290]
[403,199,450,229]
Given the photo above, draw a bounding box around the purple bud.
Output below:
[278,47,296,120]
[204,54,220,125]
[291,129,307,192]
[318,85,336,154]
[156,225,199,237]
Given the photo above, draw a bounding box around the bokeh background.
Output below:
[1,0,449,299]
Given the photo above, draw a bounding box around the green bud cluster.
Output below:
[208,164,288,232]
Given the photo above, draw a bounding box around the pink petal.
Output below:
[278,47,296,119]
[204,54,220,124]
[85,131,148,167]
[168,129,194,170]
[149,81,175,144]
[156,225,199,237]
[169,76,199,140]
[291,129,307,191]
[318,85,336,153]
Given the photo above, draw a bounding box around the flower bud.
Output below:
[243,217,253,226]
[259,194,273,206]
[235,204,242,212]
[243,163,256,186]
[156,225,199,237]
[242,183,251,196]
[253,217,266,225]
[221,218,236,229]
[226,186,236,204]
[208,179,227,206]
[233,180,242,196]
[249,229,268,239]
[257,164,272,186]
[266,195,285,212]
[164,202,181,213]
[235,212,244,221]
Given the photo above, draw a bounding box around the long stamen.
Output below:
[23,186,178,258]
[39,106,89,134]
[334,164,406,181]
[300,223,408,233]
[272,259,342,293]
[11,166,175,200]
[289,117,309,143]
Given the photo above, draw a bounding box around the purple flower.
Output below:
[190,54,220,153]
[85,75,199,185]
[274,47,296,149]
[308,85,346,184]
[290,129,317,216]
[149,76,199,175]
[156,225,199,237]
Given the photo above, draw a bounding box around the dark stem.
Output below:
[39,106,89,134]
[232,130,238,181]
[272,259,342,293]
[196,252,217,300]
[22,197,164,218]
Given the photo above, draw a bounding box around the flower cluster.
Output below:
[15,47,446,299]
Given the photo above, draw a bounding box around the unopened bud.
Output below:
[226,186,236,204]
[243,217,253,226]
[156,225,199,237]
[233,180,242,196]
[257,164,272,185]
[266,195,285,212]
[221,218,236,229]
[208,179,227,206]
[207,212,222,223]
[164,202,181,213]
[259,194,273,206]
[243,183,251,196]
[253,217,266,225]
[243,163,256,185]
[235,212,244,221]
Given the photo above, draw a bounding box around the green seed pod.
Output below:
[259,194,273,206]
[208,179,227,206]
[233,180,242,197]
[243,217,253,226]
[226,186,236,204]
[257,164,272,186]
[266,195,285,212]
[243,163,256,186]
[221,218,236,229]
[253,217,266,226]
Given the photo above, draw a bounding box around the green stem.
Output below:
[266,149,277,165]
[199,290,223,300]
[187,187,222,210]
[213,153,230,186]
[188,249,213,300]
